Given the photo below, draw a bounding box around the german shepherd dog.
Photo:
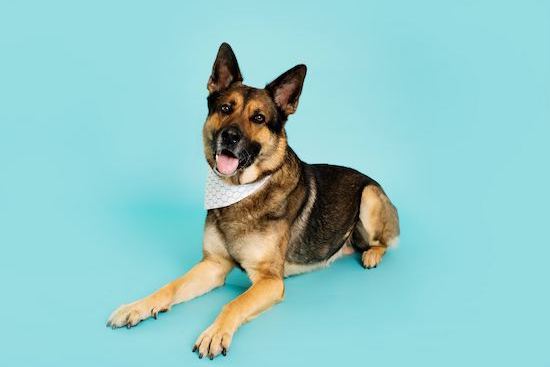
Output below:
[107,43,400,359]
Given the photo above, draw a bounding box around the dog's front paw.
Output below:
[192,321,234,360]
[106,298,170,329]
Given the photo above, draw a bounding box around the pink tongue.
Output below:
[216,154,239,175]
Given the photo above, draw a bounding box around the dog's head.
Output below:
[202,43,306,184]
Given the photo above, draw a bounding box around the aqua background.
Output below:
[1,1,549,366]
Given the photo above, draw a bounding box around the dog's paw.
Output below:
[361,247,385,269]
[106,298,170,329]
[192,321,234,360]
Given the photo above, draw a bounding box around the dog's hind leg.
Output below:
[357,185,400,269]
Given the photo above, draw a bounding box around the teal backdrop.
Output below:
[1,1,549,366]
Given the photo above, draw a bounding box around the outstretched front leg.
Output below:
[107,257,234,328]
[193,271,284,359]
[107,225,234,328]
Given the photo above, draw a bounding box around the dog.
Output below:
[107,43,400,360]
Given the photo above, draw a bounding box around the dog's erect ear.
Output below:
[266,64,307,116]
[207,43,243,93]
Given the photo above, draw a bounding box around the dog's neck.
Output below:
[204,146,303,211]
[204,168,272,210]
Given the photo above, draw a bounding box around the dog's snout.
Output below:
[220,126,242,146]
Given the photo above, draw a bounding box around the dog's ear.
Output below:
[207,43,243,93]
[266,64,307,116]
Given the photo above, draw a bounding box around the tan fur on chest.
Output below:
[205,213,288,278]
[226,231,282,273]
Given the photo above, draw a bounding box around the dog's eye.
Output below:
[220,103,232,114]
[252,113,265,124]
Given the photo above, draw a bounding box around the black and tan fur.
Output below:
[107,43,400,359]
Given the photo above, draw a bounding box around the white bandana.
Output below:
[204,168,271,210]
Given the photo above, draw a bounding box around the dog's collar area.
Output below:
[204,168,271,210]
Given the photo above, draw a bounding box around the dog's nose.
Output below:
[220,126,242,146]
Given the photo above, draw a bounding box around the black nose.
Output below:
[220,126,242,146]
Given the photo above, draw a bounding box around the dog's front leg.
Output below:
[107,257,233,328]
[193,273,284,359]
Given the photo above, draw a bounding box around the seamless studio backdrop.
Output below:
[1,1,549,366]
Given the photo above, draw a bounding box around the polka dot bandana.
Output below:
[204,168,271,210]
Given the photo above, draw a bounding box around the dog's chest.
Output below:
[225,234,274,269]
[217,217,282,270]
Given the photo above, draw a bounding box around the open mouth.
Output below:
[215,149,240,176]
